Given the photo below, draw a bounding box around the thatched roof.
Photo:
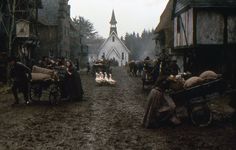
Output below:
[154,0,174,48]
[175,0,236,14]
[155,0,174,33]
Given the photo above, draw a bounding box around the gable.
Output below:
[99,31,130,55]
[106,48,121,59]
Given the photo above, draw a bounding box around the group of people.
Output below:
[8,56,84,105]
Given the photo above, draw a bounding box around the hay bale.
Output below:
[32,66,54,76]
[31,73,51,81]
[184,76,204,89]
[200,70,218,80]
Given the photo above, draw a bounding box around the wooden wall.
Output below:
[228,15,236,44]
[174,8,194,47]
[197,11,224,45]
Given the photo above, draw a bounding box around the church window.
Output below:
[122,52,124,60]
[112,36,115,42]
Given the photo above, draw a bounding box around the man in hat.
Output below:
[8,57,31,105]
[170,60,180,76]
[143,75,181,128]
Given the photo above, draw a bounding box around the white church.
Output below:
[98,10,130,66]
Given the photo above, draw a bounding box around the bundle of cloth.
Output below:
[168,70,221,90]
[31,66,57,81]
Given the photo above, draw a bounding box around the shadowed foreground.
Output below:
[0,67,235,149]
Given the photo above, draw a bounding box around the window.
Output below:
[112,36,115,42]
[177,16,181,33]
[122,52,124,60]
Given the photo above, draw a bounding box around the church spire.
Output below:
[110,9,117,35]
[110,9,117,24]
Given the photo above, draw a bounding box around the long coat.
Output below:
[143,87,176,128]
[66,69,84,101]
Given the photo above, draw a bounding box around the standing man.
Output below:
[8,57,31,105]
[75,58,80,71]
[86,62,91,75]
[170,60,180,75]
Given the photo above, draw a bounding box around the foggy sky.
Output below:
[69,0,168,38]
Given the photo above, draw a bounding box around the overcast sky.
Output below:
[69,0,168,38]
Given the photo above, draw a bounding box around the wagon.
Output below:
[29,66,64,105]
[92,62,111,76]
[30,79,61,105]
[170,78,228,126]
[92,63,106,74]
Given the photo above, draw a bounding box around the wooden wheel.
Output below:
[189,104,212,127]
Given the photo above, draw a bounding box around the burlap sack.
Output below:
[168,75,184,91]
[31,73,51,81]
[32,66,54,76]
[184,76,204,89]
[199,70,218,81]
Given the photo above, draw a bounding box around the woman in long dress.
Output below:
[65,61,84,101]
[143,76,181,128]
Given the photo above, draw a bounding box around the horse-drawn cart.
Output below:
[171,78,228,126]
[92,63,106,75]
[92,60,111,76]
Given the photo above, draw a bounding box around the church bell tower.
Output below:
[110,10,117,35]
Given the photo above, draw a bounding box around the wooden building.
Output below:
[173,0,236,86]
[37,0,71,58]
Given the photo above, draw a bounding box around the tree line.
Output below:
[72,16,156,61]
[123,29,156,61]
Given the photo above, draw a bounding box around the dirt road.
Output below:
[0,67,235,149]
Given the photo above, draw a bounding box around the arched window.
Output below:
[112,36,115,42]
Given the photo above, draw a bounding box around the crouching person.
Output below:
[143,76,181,128]
[8,57,31,105]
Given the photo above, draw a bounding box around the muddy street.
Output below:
[0,67,235,150]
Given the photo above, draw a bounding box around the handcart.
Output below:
[171,78,228,126]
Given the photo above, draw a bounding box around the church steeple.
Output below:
[110,9,117,35]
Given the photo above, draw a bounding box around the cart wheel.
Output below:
[30,84,42,101]
[189,104,212,127]
[49,85,60,105]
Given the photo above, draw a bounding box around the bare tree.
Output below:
[0,0,17,57]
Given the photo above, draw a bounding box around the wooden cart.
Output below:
[171,78,227,126]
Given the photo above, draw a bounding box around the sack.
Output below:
[32,66,54,76]
[31,73,51,81]
[199,70,219,81]
[184,76,204,89]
